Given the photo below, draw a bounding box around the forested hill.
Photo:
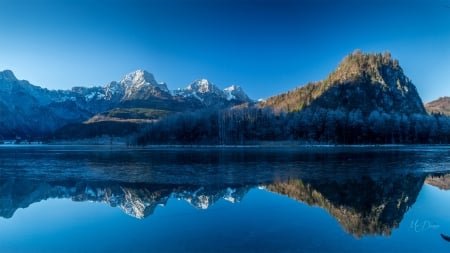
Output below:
[261,50,426,115]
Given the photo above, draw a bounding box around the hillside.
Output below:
[261,50,426,116]
[425,97,450,115]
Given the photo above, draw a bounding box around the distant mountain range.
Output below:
[425,97,450,115]
[1,50,450,142]
[0,69,252,139]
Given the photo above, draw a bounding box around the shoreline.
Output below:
[4,142,445,149]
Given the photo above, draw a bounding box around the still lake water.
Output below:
[0,145,450,252]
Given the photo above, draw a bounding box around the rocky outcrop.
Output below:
[262,50,426,116]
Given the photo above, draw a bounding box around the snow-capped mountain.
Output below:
[186,79,224,95]
[173,79,251,107]
[60,70,172,103]
[224,85,251,102]
[119,69,171,101]
[121,70,169,92]
[0,69,252,139]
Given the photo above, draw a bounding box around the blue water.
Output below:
[0,145,450,252]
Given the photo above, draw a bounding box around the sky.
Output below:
[0,0,449,102]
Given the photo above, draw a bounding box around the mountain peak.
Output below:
[119,70,170,101]
[0,70,17,81]
[119,69,168,92]
[120,69,154,85]
[187,79,219,94]
[328,50,403,86]
[262,50,426,115]
[133,69,154,81]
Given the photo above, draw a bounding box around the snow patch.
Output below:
[224,85,237,101]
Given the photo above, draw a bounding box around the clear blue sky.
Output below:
[0,0,449,102]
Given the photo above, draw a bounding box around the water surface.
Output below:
[0,145,450,252]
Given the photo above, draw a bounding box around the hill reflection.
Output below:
[267,175,424,237]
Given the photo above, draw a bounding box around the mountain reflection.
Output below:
[1,172,449,237]
[0,180,251,219]
[1,146,450,238]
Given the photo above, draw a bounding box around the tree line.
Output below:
[133,105,450,145]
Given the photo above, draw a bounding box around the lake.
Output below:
[0,145,450,252]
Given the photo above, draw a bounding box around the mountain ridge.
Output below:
[0,69,252,105]
[0,69,252,139]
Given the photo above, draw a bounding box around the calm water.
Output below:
[0,145,450,252]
